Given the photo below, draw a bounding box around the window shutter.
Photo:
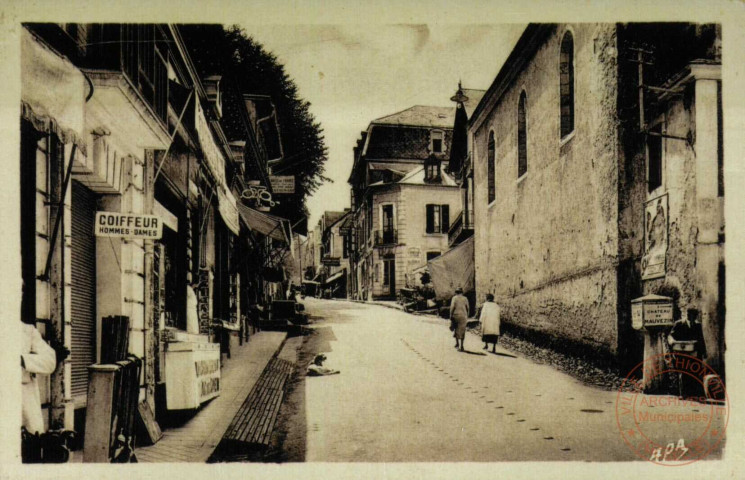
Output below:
[441,205,450,232]
[426,205,434,233]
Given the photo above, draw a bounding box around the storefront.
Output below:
[21,28,90,430]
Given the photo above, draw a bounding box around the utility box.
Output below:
[631,294,673,330]
[631,294,673,394]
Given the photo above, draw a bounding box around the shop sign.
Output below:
[322,256,341,266]
[240,182,276,209]
[94,212,162,239]
[195,358,220,401]
[269,175,295,194]
[197,269,212,334]
[642,194,668,280]
[631,295,673,330]
[195,100,227,187]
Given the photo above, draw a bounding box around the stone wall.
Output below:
[472,24,622,355]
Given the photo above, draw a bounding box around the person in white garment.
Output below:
[186,282,200,334]
[22,322,57,434]
[479,294,501,353]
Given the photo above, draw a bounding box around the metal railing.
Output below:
[374,229,398,246]
[448,210,474,245]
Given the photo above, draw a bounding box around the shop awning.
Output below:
[22,29,87,152]
[218,186,240,235]
[428,236,474,301]
[324,270,345,285]
[236,202,290,244]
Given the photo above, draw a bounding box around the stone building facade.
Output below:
[347,106,461,300]
[470,23,723,370]
[318,210,351,297]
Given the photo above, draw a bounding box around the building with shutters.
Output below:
[346,106,461,300]
[469,23,723,371]
[19,23,293,440]
[318,210,351,298]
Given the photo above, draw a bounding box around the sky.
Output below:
[237,24,526,228]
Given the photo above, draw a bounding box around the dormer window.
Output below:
[204,75,223,119]
[430,130,445,154]
[424,154,442,183]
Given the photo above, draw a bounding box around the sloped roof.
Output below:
[398,166,458,187]
[461,88,487,118]
[323,210,347,229]
[372,105,456,129]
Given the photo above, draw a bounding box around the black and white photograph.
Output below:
[2,1,744,478]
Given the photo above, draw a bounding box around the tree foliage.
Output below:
[179,24,329,233]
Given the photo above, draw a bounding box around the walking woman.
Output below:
[449,287,469,352]
[480,294,501,353]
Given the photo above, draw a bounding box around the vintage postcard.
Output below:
[1,1,744,479]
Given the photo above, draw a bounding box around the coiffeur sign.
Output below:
[95,212,163,240]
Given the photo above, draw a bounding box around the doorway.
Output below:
[383,256,396,297]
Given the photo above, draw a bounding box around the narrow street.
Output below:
[269,299,725,463]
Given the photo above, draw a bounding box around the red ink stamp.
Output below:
[615,353,728,465]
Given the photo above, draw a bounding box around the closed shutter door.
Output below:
[71,181,97,400]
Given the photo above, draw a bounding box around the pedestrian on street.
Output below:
[449,287,469,352]
[22,322,57,435]
[480,294,501,353]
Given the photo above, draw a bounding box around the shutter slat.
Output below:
[70,181,97,398]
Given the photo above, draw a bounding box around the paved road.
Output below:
[298,299,726,463]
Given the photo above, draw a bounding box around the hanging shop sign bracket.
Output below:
[240,183,276,209]
[40,143,77,282]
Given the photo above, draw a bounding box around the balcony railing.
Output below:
[448,210,474,246]
[374,229,398,246]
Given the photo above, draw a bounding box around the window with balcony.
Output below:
[426,204,450,234]
[120,24,169,124]
[375,204,397,245]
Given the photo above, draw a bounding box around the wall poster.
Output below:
[642,194,668,280]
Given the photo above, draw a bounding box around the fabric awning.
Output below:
[324,270,345,285]
[218,186,240,235]
[428,236,474,301]
[236,202,290,244]
[22,29,87,153]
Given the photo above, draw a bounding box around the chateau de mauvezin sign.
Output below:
[95,211,163,240]
[269,175,295,194]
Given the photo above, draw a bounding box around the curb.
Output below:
[350,299,406,312]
